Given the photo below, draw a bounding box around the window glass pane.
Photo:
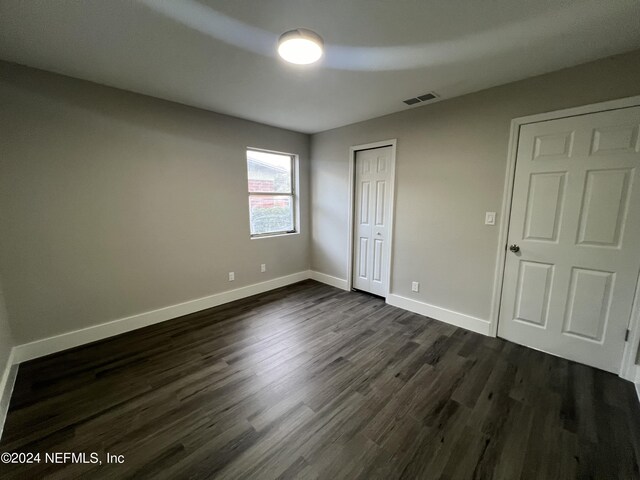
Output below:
[249,195,294,235]
[247,150,292,193]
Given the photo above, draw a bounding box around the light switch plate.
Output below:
[485,212,496,225]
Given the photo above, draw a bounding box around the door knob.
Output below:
[376,232,382,236]
[509,244,520,253]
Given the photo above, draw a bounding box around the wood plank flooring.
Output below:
[1,280,640,479]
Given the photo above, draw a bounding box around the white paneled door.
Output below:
[353,146,393,297]
[499,106,640,373]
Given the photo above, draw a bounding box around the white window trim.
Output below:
[246,147,299,238]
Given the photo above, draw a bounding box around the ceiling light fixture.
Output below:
[277,29,324,65]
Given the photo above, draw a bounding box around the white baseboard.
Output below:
[0,347,16,405]
[13,270,311,364]
[386,294,492,336]
[309,271,349,291]
[0,348,18,440]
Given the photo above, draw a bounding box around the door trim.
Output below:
[347,139,397,296]
[490,95,640,380]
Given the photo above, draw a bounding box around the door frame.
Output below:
[346,139,398,297]
[490,94,640,380]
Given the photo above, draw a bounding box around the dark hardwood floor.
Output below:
[1,280,640,479]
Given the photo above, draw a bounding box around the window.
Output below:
[247,149,297,237]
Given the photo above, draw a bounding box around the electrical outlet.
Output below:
[260,264,266,273]
[485,212,496,225]
[228,272,235,281]
[411,281,419,292]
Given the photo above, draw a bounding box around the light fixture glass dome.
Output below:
[278,29,324,65]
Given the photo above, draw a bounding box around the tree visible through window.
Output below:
[247,149,297,236]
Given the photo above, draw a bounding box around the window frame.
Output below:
[246,148,298,238]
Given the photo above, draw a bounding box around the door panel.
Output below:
[591,124,639,155]
[514,261,554,327]
[562,267,613,341]
[373,238,383,283]
[533,131,574,159]
[499,106,640,373]
[360,181,370,224]
[375,181,386,226]
[358,237,368,280]
[523,172,566,242]
[576,169,631,247]
[353,146,393,296]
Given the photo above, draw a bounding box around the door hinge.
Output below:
[625,329,630,342]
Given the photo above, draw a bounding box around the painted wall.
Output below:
[0,276,15,435]
[3,49,640,347]
[0,277,14,385]
[0,62,310,344]
[310,49,640,323]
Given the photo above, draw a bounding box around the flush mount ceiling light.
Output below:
[277,28,324,65]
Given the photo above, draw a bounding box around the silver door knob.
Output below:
[509,244,520,253]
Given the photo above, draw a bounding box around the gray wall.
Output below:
[310,49,640,322]
[0,62,310,344]
[0,277,15,434]
[0,278,14,380]
[3,49,640,346]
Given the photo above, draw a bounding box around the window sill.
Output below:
[250,231,300,240]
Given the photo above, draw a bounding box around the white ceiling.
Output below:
[1,0,639,133]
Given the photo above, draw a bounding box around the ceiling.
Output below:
[1,0,639,134]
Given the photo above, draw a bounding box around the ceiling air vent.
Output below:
[403,97,421,106]
[417,93,437,101]
[403,92,439,106]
